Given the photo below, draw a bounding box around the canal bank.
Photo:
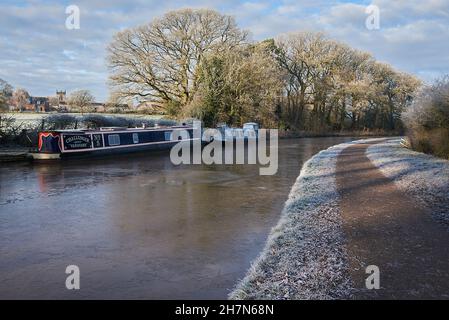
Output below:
[0,146,29,162]
[229,140,371,299]
[231,138,449,299]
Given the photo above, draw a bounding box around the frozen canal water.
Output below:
[0,137,354,299]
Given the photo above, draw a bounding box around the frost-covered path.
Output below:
[337,142,449,299]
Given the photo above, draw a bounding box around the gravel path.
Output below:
[336,142,449,299]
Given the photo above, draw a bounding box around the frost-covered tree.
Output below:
[0,78,13,112]
[12,88,30,112]
[187,41,283,127]
[67,90,95,114]
[272,31,420,131]
[107,8,248,115]
[402,76,449,157]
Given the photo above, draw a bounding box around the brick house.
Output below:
[27,97,50,112]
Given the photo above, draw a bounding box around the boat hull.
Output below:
[28,152,61,160]
[29,140,200,160]
[61,140,191,159]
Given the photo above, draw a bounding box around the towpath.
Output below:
[336,141,449,299]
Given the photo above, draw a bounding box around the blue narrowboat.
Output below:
[30,125,196,160]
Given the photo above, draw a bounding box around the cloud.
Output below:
[319,1,449,83]
[0,0,448,100]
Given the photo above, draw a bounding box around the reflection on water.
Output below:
[0,137,354,299]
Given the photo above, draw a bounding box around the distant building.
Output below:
[25,97,49,112]
[8,89,131,113]
[56,90,66,103]
[50,90,68,111]
[91,102,106,112]
[9,93,52,112]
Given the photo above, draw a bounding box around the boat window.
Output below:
[108,134,120,146]
[166,130,189,141]
[165,131,172,141]
[132,133,139,144]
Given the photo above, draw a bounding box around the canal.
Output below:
[0,137,354,299]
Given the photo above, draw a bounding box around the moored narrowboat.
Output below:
[203,122,260,143]
[30,125,197,160]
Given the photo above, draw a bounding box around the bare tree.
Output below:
[274,32,329,129]
[12,88,30,112]
[48,96,60,109]
[107,8,248,115]
[104,93,132,113]
[107,9,420,133]
[0,78,13,112]
[273,31,420,132]
[67,90,95,114]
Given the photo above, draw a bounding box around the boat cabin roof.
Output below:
[42,125,191,134]
[243,122,259,127]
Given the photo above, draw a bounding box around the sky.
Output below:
[1,0,449,101]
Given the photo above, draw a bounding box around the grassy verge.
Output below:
[229,141,361,299]
[367,139,449,226]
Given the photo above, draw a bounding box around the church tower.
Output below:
[56,90,66,103]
